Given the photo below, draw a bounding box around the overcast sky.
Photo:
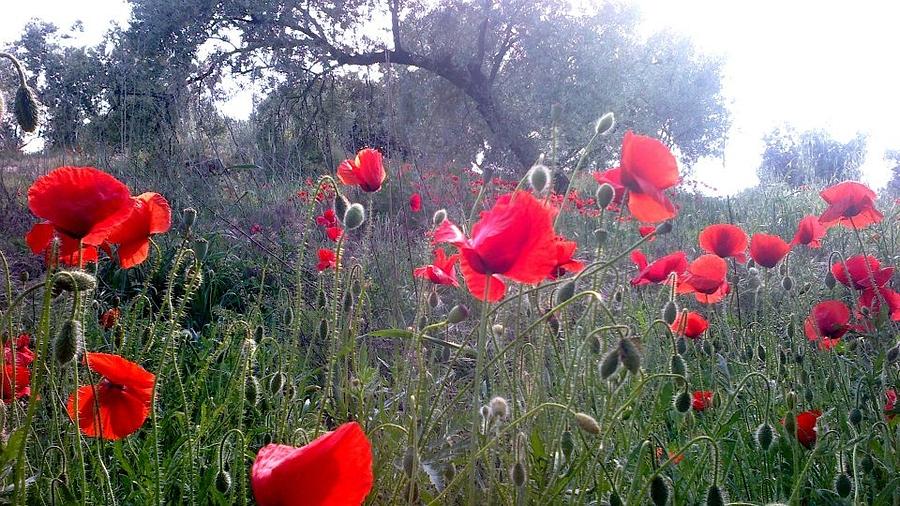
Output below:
[2,0,898,195]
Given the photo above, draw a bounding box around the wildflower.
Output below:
[617,131,680,223]
[803,300,851,350]
[818,181,883,229]
[591,169,624,210]
[670,311,708,339]
[699,224,748,263]
[316,209,339,228]
[790,215,827,248]
[409,193,422,212]
[106,192,172,268]
[4,334,34,366]
[433,191,557,302]
[691,390,714,411]
[546,237,585,280]
[337,148,386,192]
[885,389,896,421]
[783,409,821,448]
[326,227,343,242]
[99,308,121,330]
[677,255,730,304]
[638,225,656,241]
[629,250,688,286]
[0,364,30,403]
[316,249,337,272]
[251,422,373,506]
[655,447,684,464]
[831,255,893,290]
[858,286,900,322]
[413,249,459,287]
[66,353,155,440]
[25,223,100,266]
[749,233,790,269]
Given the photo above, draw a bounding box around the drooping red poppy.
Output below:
[831,255,893,290]
[27,167,134,246]
[699,224,748,263]
[0,364,30,403]
[671,311,708,339]
[433,191,557,302]
[25,221,101,266]
[4,334,34,367]
[337,148,386,192]
[66,353,155,440]
[316,249,337,272]
[616,131,680,223]
[818,181,883,229]
[803,300,851,350]
[410,193,422,213]
[790,215,827,248]
[591,169,625,210]
[784,410,821,449]
[638,225,656,242]
[749,233,790,269]
[677,255,730,304]
[691,391,714,411]
[106,192,172,269]
[547,237,585,280]
[251,422,373,506]
[414,249,460,287]
[885,389,897,421]
[858,286,900,322]
[629,250,688,286]
[99,308,121,330]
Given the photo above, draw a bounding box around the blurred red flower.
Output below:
[252,422,373,506]
[629,250,688,286]
[638,225,656,241]
[337,148,386,192]
[316,209,338,228]
[617,131,680,223]
[818,181,883,229]
[677,255,730,304]
[99,308,121,330]
[106,192,172,269]
[326,227,343,242]
[547,237,585,280]
[671,311,708,339]
[749,233,790,269]
[858,286,900,322]
[4,334,34,367]
[317,249,337,272]
[66,353,155,440]
[804,300,851,350]
[414,249,459,287]
[831,255,893,290]
[699,224,748,263]
[692,390,714,411]
[410,193,422,212]
[885,389,897,421]
[0,364,30,403]
[790,215,827,248]
[784,410,821,448]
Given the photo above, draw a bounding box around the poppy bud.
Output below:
[847,407,862,427]
[748,276,761,290]
[432,209,447,225]
[489,324,504,339]
[113,324,125,349]
[756,345,766,361]
[560,430,574,459]
[619,337,641,375]
[342,292,354,314]
[511,461,526,487]
[574,412,601,435]
[755,422,775,451]
[54,319,83,365]
[317,319,328,341]
[705,485,725,506]
[803,387,813,404]
[246,376,260,406]
[480,404,491,423]
[595,183,616,209]
[887,345,899,364]
[195,238,209,259]
[182,207,197,230]
[528,164,550,194]
[748,267,759,277]
[14,84,40,133]
[674,390,691,413]
[402,447,416,476]
[428,290,440,308]
[786,391,797,410]
[661,301,678,325]
[267,372,286,394]
[783,412,796,436]
[254,325,264,342]
[781,276,793,291]
[53,271,97,293]
[343,203,365,230]
[834,473,852,498]
[447,304,469,324]
[861,454,874,473]
[609,492,624,506]
[655,221,673,235]
[489,396,509,419]
[824,271,836,289]
[594,228,608,245]
[594,112,616,135]
[334,195,350,222]
[676,337,687,355]
[216,470,233,494]
[779,262,787,275]
[556,279,576,304]
[670,354,687,380]
[600,348,620,379]
[650,475,669,506]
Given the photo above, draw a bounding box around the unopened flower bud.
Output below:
[600,348,620,379]
[861,454,874,473]
[662,301,678,325]
[594,228,608,245]
[53,270,97,293]
[556,279,576,304]
[705,485,725,506]
[755,422,775,451]
[674,390,691,413]
[650,476,669,506]
[670,354,687,378]
[786,391,797,410]
[594,112,615,135]
[834,473,852,498]
[609,492,624,506]
[528,164,550,194]
[655,221,673,235]
[195,238,209,259]
[824,271,836,289]
[676,337,687,355]
[343,203,365,230]
[511,461,526,487]
[268,372,286,394]
[489,396,509,419]
[491,324,504,339]
[54,319,83,365]
[781,276,793,291]
[402,447,416,477]
[574,412,601,435]
[432,209,447,225]
[428,290,440,308]
[595,183,615,209]
[334,195,350,221]
[14,84,40,133]
[619,337,641,374]
[246,376,260,406]
[216,470,233,494]
[887,345,899,364]
[182,207,197,230]
[447,304,469,324]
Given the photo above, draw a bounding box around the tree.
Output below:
[886,149,900,198]
[758,126,867,187]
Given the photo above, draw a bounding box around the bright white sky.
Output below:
[2,0,898,195]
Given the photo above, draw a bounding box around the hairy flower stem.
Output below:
[467,281,493,501]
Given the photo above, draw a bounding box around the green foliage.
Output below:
[758,126,868,187]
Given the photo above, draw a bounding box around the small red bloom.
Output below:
[414,249,460,287]
[699,224,748,263]
[316,249,337,272]
[638,225,656,242]
[818,181,883,229]
[831,255,893,290]
[655,446,684,465]
[785,410,821,448]
[790,215,827,248]
[547,237,585,280]
[617,131,680,223]
[66,353,155,440]
[337,148,386,192]
[326,227,343,242]
[858,286,900,322]
[885,389,897,421]
[106,192,172,269]
[4,334,34,367]
[804,300,851,350]
[0,364,30,403]
[671,311,708,339]
[316,209,338,228]
[591,169,625,209]
[749,233,790,269]
[410,193,422,212]
[99,308,121,330]
[677,255,730,304]
[630,250,688,286]
[692,391,714,411]
[251,422,374,506]
[433,191,557,302]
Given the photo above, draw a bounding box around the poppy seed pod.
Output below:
[54,319,83,365]
[216,470,233,494]
[528,164,550,194]
[343,203,365,230]
[600,348,620,379]
[14,84,40,133]
[447,304,469,324]
[755,422,775,451]
[650,476,669,506]
[662,300,678,325]
[432,209,447,225]
[619,337,641,374]
[489,396,509,419]
[595,183,616,209]
[556,279,576,304]
[574,412,601,435]
[53,270,97,293]
[705,485,725,506]
[511,461,526,487]
[595,112,616,135]
[834,473,852,498]
[334,195,350,222]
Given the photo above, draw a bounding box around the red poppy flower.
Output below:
[106,192,172,269]
[326,227,343,242]
[337,148,386,192]
[414,249,459,287]
[591,169,625,209]
[25,222,101,266]
[677,255,730,304]
[66,353,155,440]
[749,233,790,269]
[0,364,30,403]
[616,131,680,223]
[790,215,827,248]
[784,410,821,448]
[699,224,748,263]
[433,191,557,302]
[638,225,656,242]
[251,422,373,506]
[316,249,337,272]
[885,389,897,421]
[818,181,883,229]
[655,447,684,465]
[692,390,713,411]
[27,167,134,246]
[831,255,893,290]
[410,193,422,212]
[671,311,708,339]
[4,334,34,367]
[804,300,851,350]
[316,209,338,228]
[858,286,900,322]
[547,237,585,280]
[630,250,688,286]
[99,308,121,330]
